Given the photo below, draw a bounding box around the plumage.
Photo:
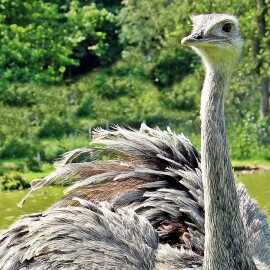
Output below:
[0,199,159,270]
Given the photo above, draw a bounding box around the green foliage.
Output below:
[118,0,189,53]
[0,138,33,159]
[26,153,43,172]
[39,134,89,162]
[0,84,37,107]
[0,106,36,159]
[161,75,200,111]
[229,115,270,160]
[0,82,78,160]
[0,0,119,83]
[73,67,163,124]
[38,117,73,138]
[76,97,93,117]
[65,1,120,66]
[118,0,197,86]
[0,172,30,190]
[93,70,130,99]
[150,46,196,87]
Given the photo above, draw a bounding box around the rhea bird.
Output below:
[0,13,270,270]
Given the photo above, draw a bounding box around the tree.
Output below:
[0,0,118,84]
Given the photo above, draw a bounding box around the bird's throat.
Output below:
[201,70,257,270]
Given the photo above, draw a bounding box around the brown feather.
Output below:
[156,219,188,248]
[51,179,150,208]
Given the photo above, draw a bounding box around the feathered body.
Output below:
[0,13,270,269]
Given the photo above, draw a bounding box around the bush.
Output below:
[26,152,43,172]
[0,138,34,159]
[93,71,130,99]
[39,134,89,163]
[229,115,269,160]
[76,97,94,117]
[161,75,200,111]
[38,117,73,138]
[0,84,37,107]
[151,50,195,88]
[0,172,30,190]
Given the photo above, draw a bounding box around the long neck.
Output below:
[201,67,256,270]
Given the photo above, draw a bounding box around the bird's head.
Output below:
[181,14,243,73]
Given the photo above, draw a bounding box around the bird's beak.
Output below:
[181,33,203,46]
[182,34,228,47]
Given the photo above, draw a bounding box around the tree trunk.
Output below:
[260,77,269,118]
[254,0,269,118]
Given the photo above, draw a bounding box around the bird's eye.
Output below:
[222,23,232,33]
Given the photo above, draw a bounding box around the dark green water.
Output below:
[0,171,269,230]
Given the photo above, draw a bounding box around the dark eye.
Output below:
[222,22,232,32]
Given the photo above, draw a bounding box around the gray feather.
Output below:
[0,200,158,270]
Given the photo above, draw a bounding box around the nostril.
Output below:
[194,34,203,40]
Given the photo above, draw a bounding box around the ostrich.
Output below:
[0,13,270,269]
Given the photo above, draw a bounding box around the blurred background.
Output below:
[0,0,269,228]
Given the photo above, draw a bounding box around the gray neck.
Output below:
[201,68,256,270]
